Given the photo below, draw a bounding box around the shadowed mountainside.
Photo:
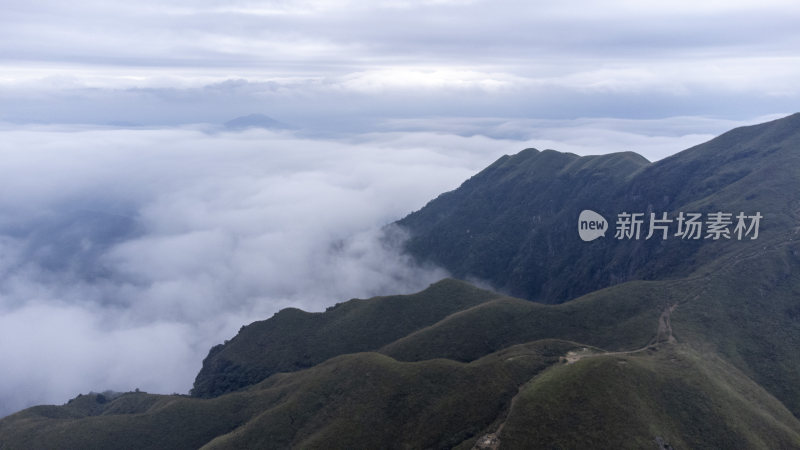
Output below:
[397,113,800,303]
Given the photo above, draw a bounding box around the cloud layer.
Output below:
[0,125,512,417]
[1,1,799,127]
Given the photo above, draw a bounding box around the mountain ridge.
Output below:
[191,278,505,398]
[223,113,289,130]
[396,113,800,303]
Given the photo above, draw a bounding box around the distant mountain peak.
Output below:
[223,113,289,130]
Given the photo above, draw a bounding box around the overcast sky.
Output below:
[1,0,798,418]
[1,0,799,128]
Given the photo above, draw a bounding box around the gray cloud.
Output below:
[1,1,799,127]
[5,1,800,65]
[0,125,514,417]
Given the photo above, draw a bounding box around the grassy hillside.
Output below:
[500,345,800,449]
[397,149,651,303]
[397,113,800,303]
[192,278,505,397]
[0,341,576,450]
[5,340,799,449]
[381,241,800,418]
[671,239,800,415]
[380,279,685,363]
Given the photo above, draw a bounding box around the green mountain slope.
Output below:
[397,113,800,303]
[397,149,650,303]
[0,341,575,450]
[500,346,800,449]
[379,240,800,418]
[4,341,799,449]
[192,278,505,398]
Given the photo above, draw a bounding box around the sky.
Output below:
[2,0,799,129]
[1,0,799,417]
